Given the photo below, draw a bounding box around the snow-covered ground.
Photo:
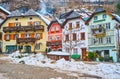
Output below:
[1,51,120,79]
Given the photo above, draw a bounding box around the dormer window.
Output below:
[94,16,98,20]
[56,26,59,31]
[103,14,107,19]
[76,22,80,28]
[51,27,54,32]
[68,23,72,30]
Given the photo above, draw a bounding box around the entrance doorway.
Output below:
[25,46,31,53]
[6,45,17,54]
[81,48,87,60]
[104,50,109,61]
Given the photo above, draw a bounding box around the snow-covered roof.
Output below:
[36,12,51,25]
[25,9,37,16]
[8,10,22,17]
[47,51,70,56]
[112,14,120,23]
[0,6,11,14]
[8,9,38,17]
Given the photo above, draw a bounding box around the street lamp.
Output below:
[115,24,120,62]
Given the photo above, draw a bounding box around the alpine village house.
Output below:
[0,6,11,53]
[0,9,47,54]
[62,10,89,60]
[86,8,120,62]
[47,18,62,51]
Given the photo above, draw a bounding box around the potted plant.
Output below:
[109,56,113,62]
[99,56,104,62]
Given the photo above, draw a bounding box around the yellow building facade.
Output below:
[0,9,47,54]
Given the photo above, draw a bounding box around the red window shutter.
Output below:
[81,32,85,40]
[40,33,43,39]
[4,34,6,40]
[21,33,25,38]
[31,33,34,38]
[10,34,13,40]
[9,23,15,27]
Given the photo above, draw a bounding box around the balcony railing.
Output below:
[47,40,62,46]
[17,38,36,44]
[3,25,44,32]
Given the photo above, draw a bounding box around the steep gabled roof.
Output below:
[7,10,22,17]
[86,8,116,25]
[59,10,74,19]
[62,16,85,29]
[36,12,51,26]
[0,6,11,15]
[8,9,38,17]
[48,17,61,31]
[24,9,37,16]
[66,11,80,19]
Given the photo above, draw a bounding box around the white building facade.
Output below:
[62,17,88,60]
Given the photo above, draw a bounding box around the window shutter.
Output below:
[31,33,34,38]
[40,33,43,39]
[81,32,85,40]
[4,34,6,40]
[21,33,25,38]
[28,22,30,26]
[39,21,41,25]
[33,22,35,26]
[10,34,14,40]
[9,23,15,27]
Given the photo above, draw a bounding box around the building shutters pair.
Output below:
[4,34,15,40]
[21,33,43,39]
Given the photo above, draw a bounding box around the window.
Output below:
[103,14,107,19]
[81,32,85,40]
[66,48,69,53]
[29,22,33,26]
[91,38,96,45]
[106,23,110,30]
[51,27,54,32]
[76,22,80,28]
[68,23,72,30]
[56,26,59,31]
[6,34,10,41]
[35,33,40,39]
[73,33,76,41]
[91,25,94,29]
[74,48,78,54]
[15,34,19,40]
[56,36,60,40]
[35,21,40,26]
[94,16,98,20]
[99,38,103,44]
[35,43,40,50]
[49,36,52,41]
[65,34,69,41]
[106,36,111,44]
[15,22,21,26]
[25,33,30,38]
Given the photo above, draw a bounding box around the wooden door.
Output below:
[81,48,87,60]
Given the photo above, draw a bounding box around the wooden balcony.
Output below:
[47,40,62,46]
[3,25,44,32]
[17,38,36,44]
